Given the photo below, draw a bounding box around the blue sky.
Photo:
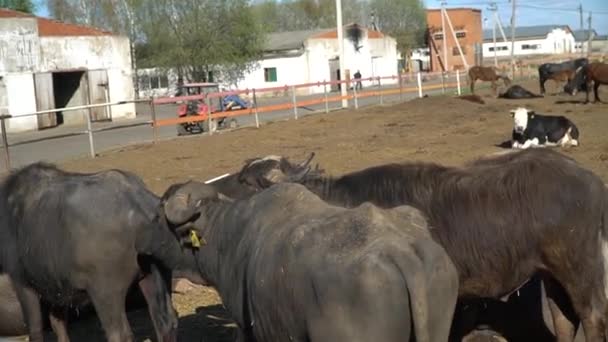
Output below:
[424,0,608,34]
[34,0,608,35]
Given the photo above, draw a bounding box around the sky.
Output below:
[424,0,608,35]
[33,0,608,35]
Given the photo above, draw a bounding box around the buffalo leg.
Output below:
[540,78,546,95]
[14,283,44,342]
[88,282,134,342]
[544,278,578,342]
[50,307,70,342]
[138,263,178,342]
[491,81,498,97]
[470,79,475,94]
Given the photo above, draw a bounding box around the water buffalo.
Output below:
[565,62,608,103]
[498,85,543,99]
[159,181,459,342]
[0,162,192,342]
[538,58,588,95]
[468,66,511,95]
[232,149,608,342]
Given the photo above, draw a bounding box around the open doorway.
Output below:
[52,71,86,126]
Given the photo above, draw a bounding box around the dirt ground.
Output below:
[50,80,608,341]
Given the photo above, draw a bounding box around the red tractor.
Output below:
[176,82,243,136]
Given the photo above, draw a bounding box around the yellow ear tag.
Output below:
[190,230,202,248]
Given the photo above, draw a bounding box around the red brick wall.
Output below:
[427,8,482,72]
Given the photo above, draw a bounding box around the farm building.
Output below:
[137,23,399,97]
[0,9,135,133]
[573,29,608,54]
[426,8,483,72]
[481,25,576,58]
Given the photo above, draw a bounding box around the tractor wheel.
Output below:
[177,124,189,136]
[229,119,238,129]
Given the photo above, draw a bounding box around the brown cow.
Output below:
[233,149,608,342]
[468,66,511,95]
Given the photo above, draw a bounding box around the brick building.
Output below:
[426,8,482,72]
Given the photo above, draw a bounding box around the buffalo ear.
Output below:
[528,110,535,118]
[509,110,516,117]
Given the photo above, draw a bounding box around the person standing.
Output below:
[354,70,362,90]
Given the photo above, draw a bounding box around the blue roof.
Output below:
[483,25,570,42]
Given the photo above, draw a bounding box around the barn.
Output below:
[0,9,136,133]
[482,25,576,59]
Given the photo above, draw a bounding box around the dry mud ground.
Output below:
[47,80,608,341]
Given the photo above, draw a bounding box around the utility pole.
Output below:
[509,0,516,79]
[489,2,498,67]
[336,0,348,108]
[440,1,448,72]
[587,11,593,57]
[579,3,584,55]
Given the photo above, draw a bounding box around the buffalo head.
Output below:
[159,181,232,247]
[236,152,324,190]
[563,66,586,95]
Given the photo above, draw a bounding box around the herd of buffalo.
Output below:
[0,57,607,342]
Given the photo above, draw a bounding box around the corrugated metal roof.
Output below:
[483,25,570,42]
[265,29,330,51]
[572,29,598,41]
[0,8,113,36]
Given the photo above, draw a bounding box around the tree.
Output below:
[369,0,427,53]
[0,0,36,13]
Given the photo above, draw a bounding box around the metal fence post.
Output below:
[399,73,404,101]
[291,85,298,119]
[253,89,260,128]
[353,84,359,109]
[85,109,96,158]
[0,115,11,171]
[206,98,213,136]
[441,72,446,94]
[417,72,423,98]
[323,81,329,114]
[378,77,383,105]
[149,98,158,143]
[456,70,462,95]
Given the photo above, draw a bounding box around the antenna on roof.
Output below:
[370,10,378,31]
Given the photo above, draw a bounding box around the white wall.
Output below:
[0,18,40,74]
[235,54,309,95]
[4,73,37,132]
[482,28,575,58]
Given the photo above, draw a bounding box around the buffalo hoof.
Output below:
[463,329,507,342]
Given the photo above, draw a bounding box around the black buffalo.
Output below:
[159,181,459,342]
[498,85,543,99]
[538,58,588,95]
[232,149,608,342]
[0,163,192,342]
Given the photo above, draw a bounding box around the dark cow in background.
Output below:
[159,181,459,342]
[498,85,543,99]
[565,62,608,103]
[231,149,608,342]
[0,163,193,342]
[510,107,579,149]
[468,66,511,95]
[538,58,588,95]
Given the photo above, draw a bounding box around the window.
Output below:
[452,46,467,55]
[455,31,466,38]
[159,75,169,88]
[264,67,277,82]
[433,33,443,40]
[140,74,150,90]
[489,46,508,52]
[521,44,541,50]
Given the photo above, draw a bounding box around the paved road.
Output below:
[0,80,461,171]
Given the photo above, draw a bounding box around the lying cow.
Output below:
[0,163,192,342]
[227,149,608,342]
[510,107,579,149]
[159,181,459,342]
[498,85,543,99]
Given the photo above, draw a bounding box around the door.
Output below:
[87,69,111,122]
[34,72,58,129]
[329,58,339,92]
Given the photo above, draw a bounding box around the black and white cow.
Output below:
[510,107,579,149]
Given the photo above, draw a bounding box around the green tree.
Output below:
[0,0,36,13]
[369,0,427,53]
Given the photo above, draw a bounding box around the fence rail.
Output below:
[0,67,538,173]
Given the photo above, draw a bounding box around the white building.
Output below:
[482,25,575,59]
[409,48,430,72]
[0,9,136,133]
[138,23,399,97]
[573,29,608,54]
